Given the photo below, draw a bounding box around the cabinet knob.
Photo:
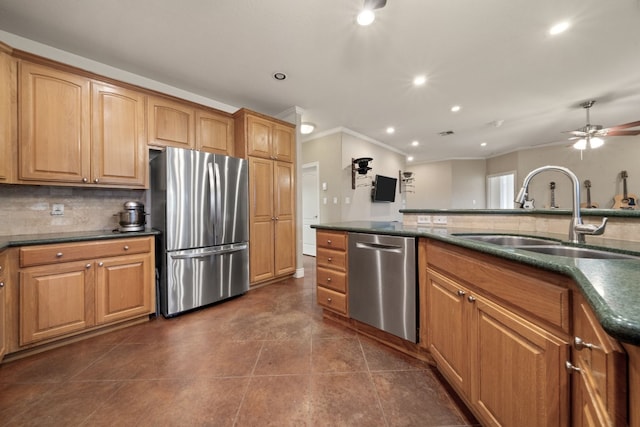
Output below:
[275,216,279,220]
[327,297,332,303]
[85,263,91,269]
[327,257,333,262]
[271,217,276,221]
[123,245,129,251]
[94,178,99,183]
[457,290,466,296]
[0,282,4,288]
[467,296,476,303]
[82,177,88,183]
[56,252,63,258]
[573,336,595,351]
[98,262,104,267]
[327,240,332,245]
[326,277,332,282]
[0,265,3,272]
[565,361,581,373]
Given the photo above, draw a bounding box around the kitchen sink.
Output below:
[513,245,639,260]
[454,234,562,246]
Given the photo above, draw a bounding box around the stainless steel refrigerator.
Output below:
[150,147,249,317]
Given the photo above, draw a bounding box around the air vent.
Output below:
[438,130,455,136]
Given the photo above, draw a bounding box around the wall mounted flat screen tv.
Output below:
[372,174,397,202]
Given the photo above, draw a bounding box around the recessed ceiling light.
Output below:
[273,72,287,80]
[357,9,375,26]
[413,75,427,86]
[549,21,570,35]
[386,127,395,134]
[480,142,487,147]
[411,140,419,147]
[451,105,461,113]
[407,156,414,162]
[300,122,315,135]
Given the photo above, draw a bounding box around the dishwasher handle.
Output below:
[354,241,403,253]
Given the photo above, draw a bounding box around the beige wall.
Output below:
[302,133,343,223]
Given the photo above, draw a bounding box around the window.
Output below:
[487,171,516,209]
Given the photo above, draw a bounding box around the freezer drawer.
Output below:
[348,233,417,342]
[162,243,249,317]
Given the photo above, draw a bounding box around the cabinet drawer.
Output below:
[316,230,347,251]
[20,237,152,267]
[317,247,347,271]
[317,266,347,293]
[0,250,6,279]
[317,286,347,314]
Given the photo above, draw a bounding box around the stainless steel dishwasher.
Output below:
[348,232,417,342]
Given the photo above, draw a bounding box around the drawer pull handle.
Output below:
[574,336,595,351]
[457,290,466,296]
[0,265,3,272]
[327,297,332,303]
[467,296,476,303]
[98,262,104,267]
[565,361,581,373]
[85,263,91,269]
[82,177,88,183]
[94,178,99,183]
[123,245,129,251]
[327,257,332,262]
[327,240,332,245]
[56,252,63,258]
[326,277,332,282]
[0,281,4,288]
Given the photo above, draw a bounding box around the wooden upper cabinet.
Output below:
[196,109,234,155]
[234,108,295,162]
[0,44,15,183]
[91,81,146,187]
[147,95,195,149]
[19,61,91,183]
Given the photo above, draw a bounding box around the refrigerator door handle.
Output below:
[214,162,222,240]
[171,244,248,260]
[207,162,216,238]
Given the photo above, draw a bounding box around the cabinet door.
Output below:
[471,297,569,427]
[95,253,153,325]
[273,161,295,276]
[196,109,234,155]
[0,251,6,359]
[19,62,91,183]
[20,261,94,345]
[0,49,13,182]
[272,123,294,163]
[426,269,469,395]
[91,81,146,187]
[147,96,194,148]
[246,115,272,159]
[249,157,275,283]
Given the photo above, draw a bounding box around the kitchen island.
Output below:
[313,217,640,427]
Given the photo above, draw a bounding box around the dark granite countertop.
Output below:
[0,229,160,250]
[313,221,640,346]
[400,208,640,218]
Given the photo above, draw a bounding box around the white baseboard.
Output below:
[294,267,305,278]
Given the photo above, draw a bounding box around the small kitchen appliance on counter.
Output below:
[117,201,147,232]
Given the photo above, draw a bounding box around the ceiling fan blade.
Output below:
[607,120,640,131]
[563,130,588,137]
[364,0,387,10]
[605,129,640,136]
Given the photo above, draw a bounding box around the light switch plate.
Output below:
[51,204,64,216]
[433,216,448,225]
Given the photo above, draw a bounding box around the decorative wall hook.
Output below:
[352,157,373,189]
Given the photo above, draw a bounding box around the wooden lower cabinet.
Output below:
[425,239,570,426]
[315,230,348,316]
[0,250,7,359]
[16,237,155,350]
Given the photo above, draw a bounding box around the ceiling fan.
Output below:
[357,0,387,25]
[565,100,640,149]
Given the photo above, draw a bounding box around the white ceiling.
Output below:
[1,0,639,163]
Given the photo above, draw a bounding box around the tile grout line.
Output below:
[231,339,265,426]
[357,335,391,427]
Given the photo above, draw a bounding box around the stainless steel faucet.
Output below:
[515,165,607,244]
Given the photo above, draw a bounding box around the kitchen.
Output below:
[1,0,640,425]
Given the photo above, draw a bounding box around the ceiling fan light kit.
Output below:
[566,100,640,150]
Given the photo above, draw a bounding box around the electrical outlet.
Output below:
[51,204,64,216]
[432,215,448,225]
[417,215,431,224]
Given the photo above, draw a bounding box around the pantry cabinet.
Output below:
[236,109,296,285]
[16,237,155,348]
[18,61,147,188]
[425,239,570,427]
[247,157,295,284]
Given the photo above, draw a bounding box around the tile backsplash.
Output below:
[0,184,146,236]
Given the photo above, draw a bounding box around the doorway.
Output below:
[302,162,320,256]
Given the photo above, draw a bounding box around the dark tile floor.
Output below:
[0,256,477,426]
